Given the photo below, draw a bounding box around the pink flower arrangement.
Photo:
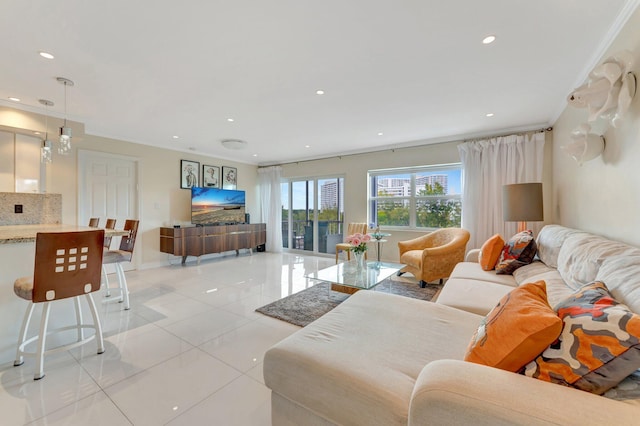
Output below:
[346,232,371,254]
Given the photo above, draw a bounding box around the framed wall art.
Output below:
[202,164,220,188]
[222,166,237,190]
[180,160,200,189]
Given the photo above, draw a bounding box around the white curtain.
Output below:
[258,166,283,252]
[458,132,545,250]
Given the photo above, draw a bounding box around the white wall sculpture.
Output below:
[568,50,636,128]
[565,50,636,165]
[561,123,605,166]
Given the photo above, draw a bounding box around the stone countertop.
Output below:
[0,224,129,244]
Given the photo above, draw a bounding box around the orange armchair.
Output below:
[397,228,470,288]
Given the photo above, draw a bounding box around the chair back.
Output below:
[345,223,368,241]
[32,230,105,303]
[432,228,470,247]
[103,218,117,248]
[118,219,140,255]
[88,218,100,227]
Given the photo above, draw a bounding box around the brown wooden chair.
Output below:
[397,228,470,288]
[103,218,117,249]
[88,217,100,227]
[13,230,105,380]
[101,218,117,297]
[335,222,369,263]
[102,219,139,310]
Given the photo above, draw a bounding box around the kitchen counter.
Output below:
[0,224,129,244]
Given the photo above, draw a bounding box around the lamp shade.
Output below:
[502,183,544,222]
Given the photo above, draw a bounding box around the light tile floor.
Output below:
[0,251,334,425]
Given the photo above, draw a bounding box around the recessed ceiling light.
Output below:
[316,90,325,95]
[377,132,383,136]
[486,113,495,117]
[8,97,20,102]
[39,51,54,59]
[305,145,310,148]
[33,131,41,135]
[482,35,496,44]
[172,135,179,139]
[252,154,258,157]
[227,118,234,122]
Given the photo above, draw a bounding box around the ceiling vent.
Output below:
[221,139,247,150]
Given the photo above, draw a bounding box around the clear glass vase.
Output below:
[353,251,366,270]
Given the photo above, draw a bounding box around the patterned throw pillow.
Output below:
[495,230,537,275]
[478,234,505,271]
[464,281,562,372]
[522,281,640,395]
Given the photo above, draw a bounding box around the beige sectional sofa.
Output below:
[263,225,640,425]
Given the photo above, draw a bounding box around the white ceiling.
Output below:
[1,1,637,166]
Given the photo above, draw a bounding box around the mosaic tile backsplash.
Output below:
[0,193,62,225]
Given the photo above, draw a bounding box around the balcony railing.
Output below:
[281,219,344,251]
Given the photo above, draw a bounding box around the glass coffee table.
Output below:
[306,261,404,294]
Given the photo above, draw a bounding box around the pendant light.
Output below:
[57,77,74,155]
[39,99,54,163]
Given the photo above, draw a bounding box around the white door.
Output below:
[78,150,139,271]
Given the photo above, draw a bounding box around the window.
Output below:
[368,164,462,229]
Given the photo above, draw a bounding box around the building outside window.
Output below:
[368,164,462,229]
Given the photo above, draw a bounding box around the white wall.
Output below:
[552,6,640,247]
[0,107,260,269]
[77,135,260,268]
[282,142,461,261]
[282,131,554,260]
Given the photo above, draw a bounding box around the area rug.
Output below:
[255,277,441,327]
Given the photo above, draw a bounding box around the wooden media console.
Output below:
[160,223,266,264]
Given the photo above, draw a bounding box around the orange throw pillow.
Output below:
[464,281,562,372]
[478,234,504,271]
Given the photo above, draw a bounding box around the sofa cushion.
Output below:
[436,278,514,316]
[449,262,517,287]
[512,261,573,308]
[596,249,640,315]
[496,230,537,275]
[478,234,504,271]
[465,281,562,372]
[557,232,640,314]
[522,281,640,395]
[557,234,608,291]
[512,261,556,284]
[535,225,585,268]
[263,291,481,426]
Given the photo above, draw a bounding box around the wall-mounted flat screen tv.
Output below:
[191,187,246,225]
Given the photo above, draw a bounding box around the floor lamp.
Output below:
[502,183,544,233]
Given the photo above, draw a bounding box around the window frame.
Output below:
[368,163,462,231]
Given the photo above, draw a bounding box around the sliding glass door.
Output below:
[281,176,344,254]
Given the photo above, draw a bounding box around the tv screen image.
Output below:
[191,187,246,225]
